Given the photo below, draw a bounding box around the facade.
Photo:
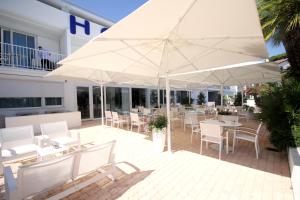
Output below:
[0,0,237,127]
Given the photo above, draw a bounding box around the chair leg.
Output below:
[232,137,235,153]
[200,140,203,154]
[255,141,259,159]
[226,132,229,154]
[219,141,222,160]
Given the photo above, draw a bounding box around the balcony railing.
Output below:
[0,42,65,71]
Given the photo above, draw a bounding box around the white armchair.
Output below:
[233,122,263,159]
[0,125,39,173]
[40,121,80,149]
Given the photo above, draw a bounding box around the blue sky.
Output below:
[68,0,286,57]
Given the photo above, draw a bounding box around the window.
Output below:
[106,87,130,112]
[132,88,146,108]
[0,97,41,108]
[45,97,62,106]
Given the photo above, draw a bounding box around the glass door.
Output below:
[77,87,90,119]
[93,86,102,118]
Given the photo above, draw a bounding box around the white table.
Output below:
[200,119,242,152]
[37,145,67,161]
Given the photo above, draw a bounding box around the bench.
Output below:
[4,140,116,200]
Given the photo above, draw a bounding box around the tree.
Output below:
[197,92,206,105]
[258,0,300,78]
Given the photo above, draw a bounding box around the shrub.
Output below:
[149,115,168,132]
[259,78,300,150]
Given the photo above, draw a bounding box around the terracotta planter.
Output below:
[152,129,166,153]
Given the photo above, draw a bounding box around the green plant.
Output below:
[217,109,232,115]
[197,92,206,105]
[259,78,300,150]
[258,0,300,79]
[234,92,242,106]
[148,115,168,132]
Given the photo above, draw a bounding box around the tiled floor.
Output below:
[0,119,294,200]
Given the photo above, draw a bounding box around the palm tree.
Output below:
[258,0,300,78]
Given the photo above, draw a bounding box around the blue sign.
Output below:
[69,15,108,35]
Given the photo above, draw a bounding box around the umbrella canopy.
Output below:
[59,0,268,78]
[49,0,282,153]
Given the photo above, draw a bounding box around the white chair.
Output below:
[0,125,40,173]
[200,123,228,160]
[233,122,263,159]
[131,108,138,113]
[218,115,239,123]
[4,141,116,200]
[105,110,113,126]
[143,108,151,115]
[112,112,127,128]
[184,113,197,132]
[130,113,146,133]
[40,121,80,149]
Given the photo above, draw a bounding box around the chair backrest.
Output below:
[105,111,112,119]
[131,108,138,113]
[130,113,139,123]
[40,121,68,139]
[218,115,239,123]
[143,108,151,115]
[0,125,35,149]
[17,154,75,199]
[111,112,119,120]
[200,123,222,138]
[137,106,144,113]
[73,140,116,178]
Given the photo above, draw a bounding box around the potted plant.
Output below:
[149,115,168,153]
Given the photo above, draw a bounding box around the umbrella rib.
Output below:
[110,40,164,78]
[168,40,199,71]
[121,40,161,70]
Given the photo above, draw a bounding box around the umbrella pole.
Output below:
[241,86,244,106]
[188,90,191,105]
[100,82,104,125]
[220,84,224,107]
[166,76,171,153]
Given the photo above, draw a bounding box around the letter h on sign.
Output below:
[70,15,90,35]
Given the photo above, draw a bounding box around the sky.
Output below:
[68,0,285,57]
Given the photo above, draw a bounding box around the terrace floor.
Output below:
[0,119,294,199]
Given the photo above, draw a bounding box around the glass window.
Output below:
[150,89,158,108]
[0,97,41,108]
[45,97,62,106]
[93,86,102,118]
[176,91,189,104]
[132,88,146,108]
[77,87,90,119]
[106,87,130,113]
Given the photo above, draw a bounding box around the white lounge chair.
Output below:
[0,125,39,173]
[4,140,116,200]
[40,121,80,149]
[233,122,263,159]
[200,122,228,160]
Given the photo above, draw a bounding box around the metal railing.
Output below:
[0,42,65,71]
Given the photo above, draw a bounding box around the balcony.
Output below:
[0,42,65,71]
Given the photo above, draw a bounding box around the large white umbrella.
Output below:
[51,0,280,152]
